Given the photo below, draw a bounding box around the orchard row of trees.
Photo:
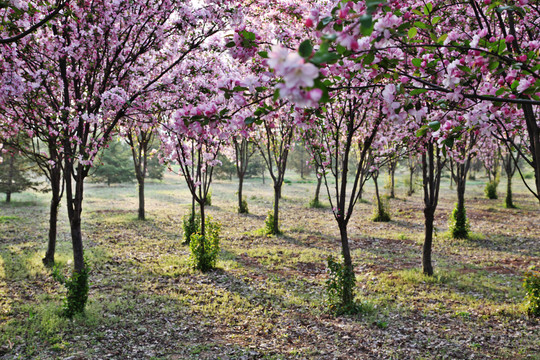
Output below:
[1,0,538,315]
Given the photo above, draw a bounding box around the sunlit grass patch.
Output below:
[0,215,19,223]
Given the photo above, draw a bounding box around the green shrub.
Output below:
[449,204,470,239]
[523,267,540,317]
[204,191,212,206]
[308,198,324,208]
[264,211,280,235]
[52,264,90,318]
[372,197,391,222]
[189,217,221,272]
[238,198,249,214]
[404,176,415,196]
[484,180,499,199]
[182,211,201,245]
[325,256,367,315]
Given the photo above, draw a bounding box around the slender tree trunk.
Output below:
[137,175,145,220]
[506,173,513,208]
[338,221,354,306]
[522,104,540,203]
[389,163,396,198]
[457,180,466,214]
[408,166,414,196]
[66,178,85,273]
[199,200,206,239]
[238,174,244,213]
[5,153,14,203]
[43,171,61,266]
[422,207,435,276]
[314,176,322,203]
[421,142,443,276]
[374,174,382,213]
[262,169,265,184]
[273,184,280,234]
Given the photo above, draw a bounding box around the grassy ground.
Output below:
[0,169,539,359]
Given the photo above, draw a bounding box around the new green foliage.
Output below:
[484,180,499,199]
[523,267,540,317]
[52,264,90,318]
[189,217,221,272]
[449,203,470,239]
[182,211,201,245]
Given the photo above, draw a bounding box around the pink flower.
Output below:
[308,88,323,102]
[505,35,515,43]
[446,88,463,102]
[516,77,534,93]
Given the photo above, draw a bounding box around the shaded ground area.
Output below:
[0,173,539,359]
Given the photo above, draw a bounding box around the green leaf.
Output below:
[273,88,280,101]
[495,88,505,96]
[319,41,330,54]
[311,52,340,65]
[364,52,375,65]
[240,30,256,41]
[414,21,428,29]
[437,34,448,44]
[457,65,471,73]
[428,121,440,131]
[225,41,236,48]
[317,16,333,31]
[410,88,428,96]
[258,51,268,58]
[416,126,429,137]
[412,58,423,67]
[488,61,499,71]
[423,2,433,15]
[360,14,373,36]
[299,40,313,58]
[511,80,519,90]
[408,27,418,39]
[232,86,248,92]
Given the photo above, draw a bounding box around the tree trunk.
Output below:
[314,176,322,203]
[422,208,434,276]
[262,169,265,184]
[457,180,466,214]
[389,164,396,198]
[238,174,244,213]
[273,184,280,234]
[5,152,14,203]
[374,174,382,213]
[43,171,61,266]
[421,142,443,276]
[338,222,354,307]
[199,200,206,239]
[505,169,514,208]
[137,175,145,220]
[408,166,414,196]
[66,177,85,273]
[522,103,540,203]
